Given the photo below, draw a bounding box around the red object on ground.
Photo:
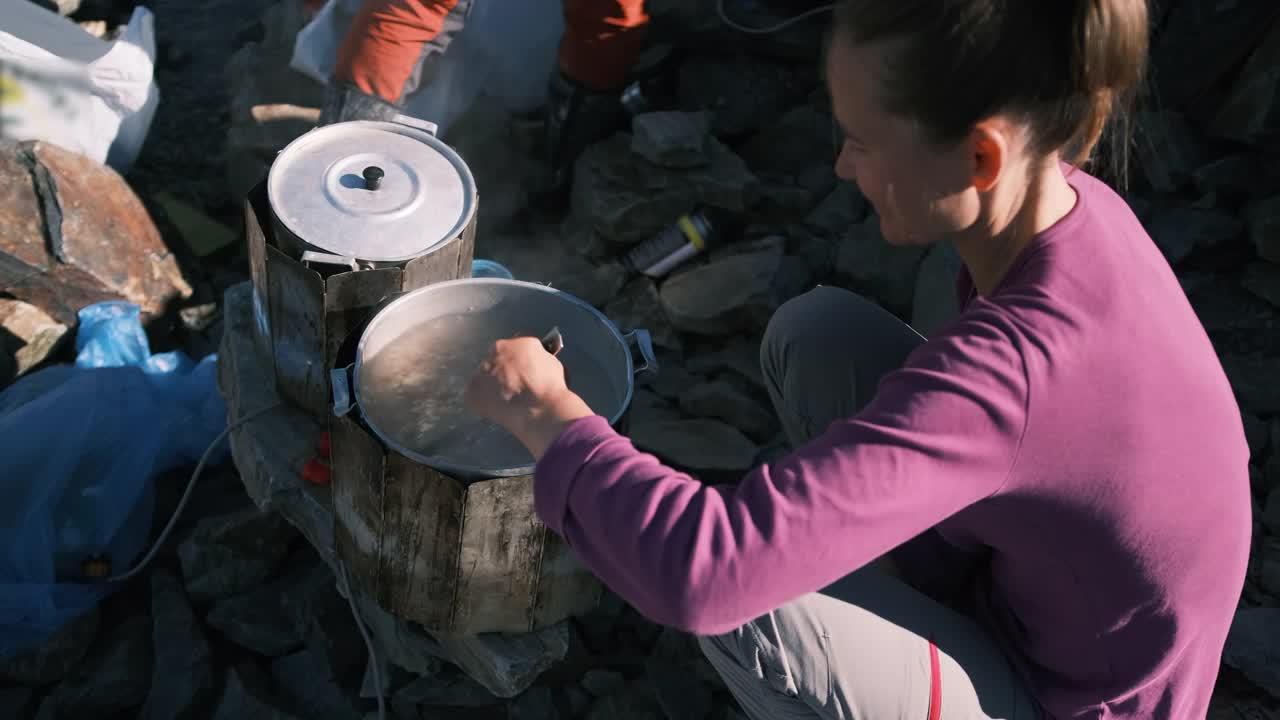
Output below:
[302,457,332,486]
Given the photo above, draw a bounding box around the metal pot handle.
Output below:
[302,250,360,272]
[331,364,356,417]
[623,329,658,375]
[392,113,439,137]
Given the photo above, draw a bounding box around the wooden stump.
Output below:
[217,281,570,698]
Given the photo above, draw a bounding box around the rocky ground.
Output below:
[3,0,1280,718]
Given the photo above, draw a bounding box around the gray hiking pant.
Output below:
[698,287,1043,720]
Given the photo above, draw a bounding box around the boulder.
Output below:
[1246,195,1280,264]
[1221,355,1280,415]
[835,217,928,319]
[1146,206,1244,263]
[1132,111,1206,194]
[1208,15,1280,144]
[660,251,785,335]
[678,380,775,442]
[631,112,713,169]
[0,607,99,687]
[0,141,192,326]
[50,615,152,717]
[140,571,218,720]
[570,133,757,247]
[912,241,964,337]
[628,418,759,472]
[1242,263,1280,309]
[176,506,298,605]
[213,662,302,720]
[675,54,813,138]
[1223,608,1280,700]
[605,277,683,351]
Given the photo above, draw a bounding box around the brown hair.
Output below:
[832,0,1148,184]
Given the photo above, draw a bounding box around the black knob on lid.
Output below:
[363,165,385,191]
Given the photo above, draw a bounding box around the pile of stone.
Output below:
[4,0,1280,718]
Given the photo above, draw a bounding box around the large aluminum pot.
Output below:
[330,278,656,480]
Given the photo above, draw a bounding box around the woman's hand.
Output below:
[464,336,594,460]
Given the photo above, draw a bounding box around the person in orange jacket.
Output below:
[318,0,650,200]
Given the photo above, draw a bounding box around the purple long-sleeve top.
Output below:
[533,169,1251,719]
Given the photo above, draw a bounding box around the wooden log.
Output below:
[218,281,571,698]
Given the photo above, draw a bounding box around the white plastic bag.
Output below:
[290,0,564,136]
[0,0,159,173]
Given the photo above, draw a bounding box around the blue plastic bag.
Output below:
[0,302,229,658]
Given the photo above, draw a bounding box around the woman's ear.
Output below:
[969,120,1009,192]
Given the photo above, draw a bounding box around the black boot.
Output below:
[535,70,628,212]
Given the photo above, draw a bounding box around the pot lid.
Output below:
[267,120,477,263]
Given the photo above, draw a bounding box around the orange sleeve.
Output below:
[559,0,650,91]
[334,0,462,104]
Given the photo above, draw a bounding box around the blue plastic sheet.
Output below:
[0,301,228,658]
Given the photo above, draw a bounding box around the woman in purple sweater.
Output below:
[466,0,1251,717]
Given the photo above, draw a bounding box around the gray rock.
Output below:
[1193,154,1270,198]
[1244,411,1271,460]
[0,687,33,720]
[676,54,810,139]
[632,112,712,169]
[270,646,362,720]
[177,506,297,604]
[1208,17,1280,145]
[395,669,501,707]
[687,337,765,391]
[0,299,67,382]
[206,585,302,657]
[1146,207,1244,263]
[738,106,838,179]
[586,679,664,720]
[1133,111,1206,194]
[1246,195,1280,264]
[141,571,218,720]
[206,549,337,658]
[835,217,928,318]
[1259,539,1280,599]
[1243,262,1280,309]
[755,181,818,216]
[630,388,684,424]
[51,615,152,717]
[660,252,784,335]
[805,183,869,236]
[581,669,628,698]
[571,134,758,247]
[1221,355,1280,415]
[679,380,774,442]
[565,683,594,716]
[639,358,701,401]
[214,662,302,720]
[606,277,683,351]
[628,419,759,472]
[557,262,630,309]
[0,607,99,686]
[1265,488,1280,538]
[912,241,964,337]
[1223,608,1280,699]
[510,684,559,720]
[646,658,713,720]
